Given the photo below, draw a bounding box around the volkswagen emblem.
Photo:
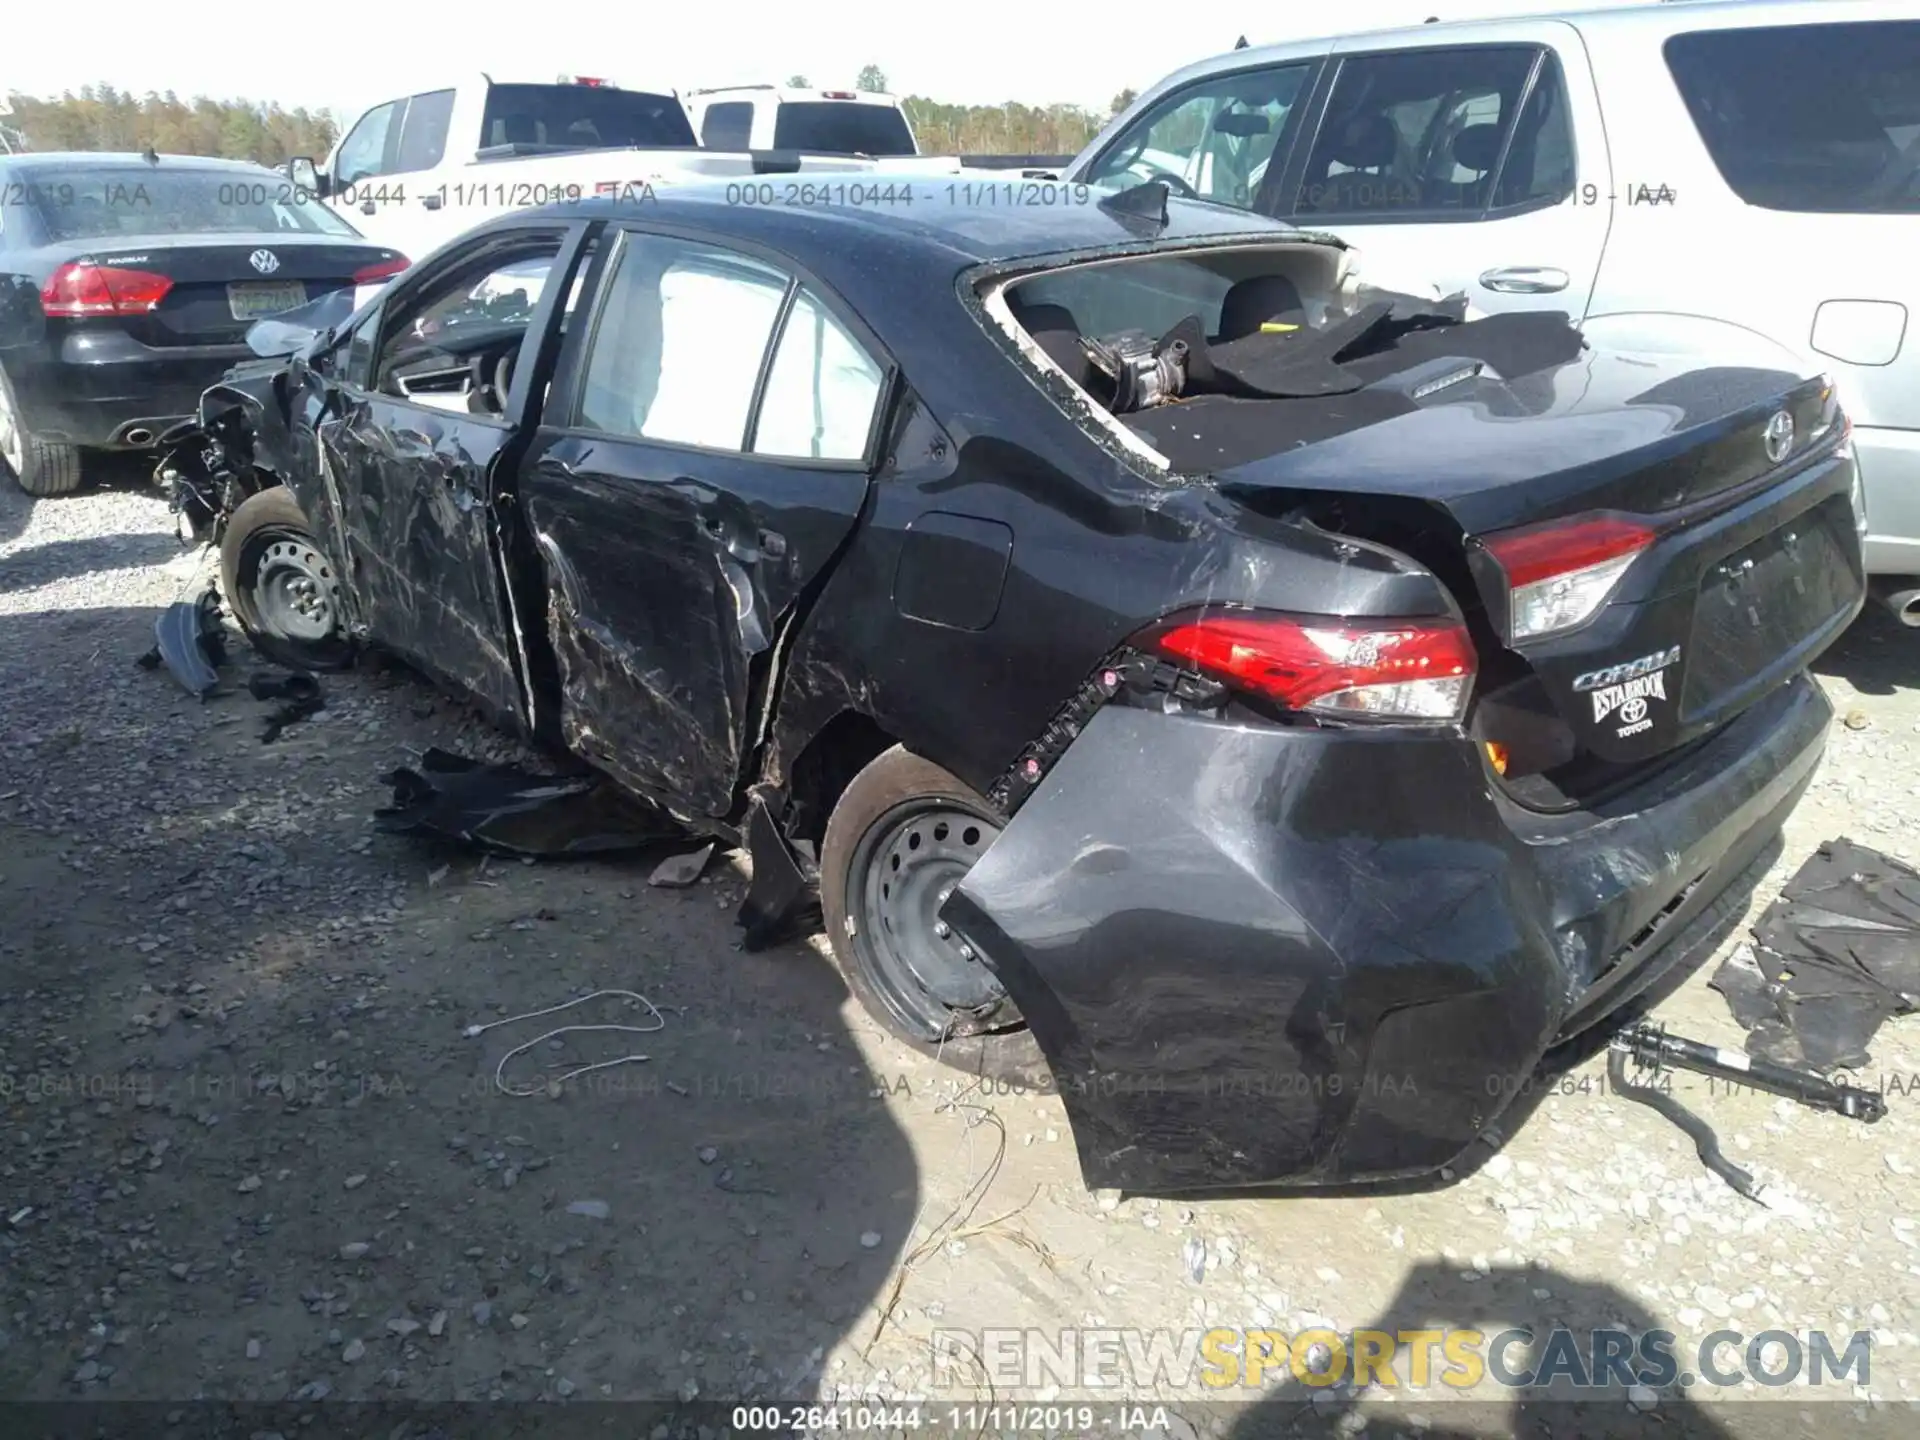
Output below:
[249,249,280,275]
[1763,409,1795,465]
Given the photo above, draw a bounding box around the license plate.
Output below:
[227,281,307,321]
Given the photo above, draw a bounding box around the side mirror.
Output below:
[287,156,327,199]
[0,275,47,350]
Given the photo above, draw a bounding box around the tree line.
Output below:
[4,74,1145,166]
[3,86,338,164]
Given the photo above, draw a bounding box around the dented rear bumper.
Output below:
[942,673,1831,1193]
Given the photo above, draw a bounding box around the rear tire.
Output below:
[219,486,355,672]
[820,745,1049,1083]
[0,367,84,497]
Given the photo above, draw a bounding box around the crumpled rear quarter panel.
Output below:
[941,704,1563,1193]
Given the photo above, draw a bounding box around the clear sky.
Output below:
[2,0,1666,124]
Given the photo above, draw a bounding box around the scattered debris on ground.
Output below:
[2,478,1916,1421]
[147,585,225,697]
[248,668,325,743]
[1713,837,1920,1070]
[373,746,683,856]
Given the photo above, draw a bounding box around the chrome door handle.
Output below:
[1479,266,1570,294]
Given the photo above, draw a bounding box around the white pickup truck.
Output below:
[683,85,1077,175]
[290,76,890,262]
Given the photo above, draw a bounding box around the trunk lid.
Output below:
[1212,348,1863,772]
[47,234,401,345]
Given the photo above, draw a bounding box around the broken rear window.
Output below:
[990,241,1582,472]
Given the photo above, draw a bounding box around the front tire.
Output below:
[820,746,1047,1082]
[0,366,83,497]
[219,486,354,672]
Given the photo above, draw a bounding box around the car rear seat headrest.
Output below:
[1216,275,1306,342]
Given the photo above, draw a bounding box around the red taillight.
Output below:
[352,255,410,283]
[1480,512,1656,641]
[1143,610,1476,722]
[822,90,858,99]
[40,262,173,317]
[1481,514,1655,589]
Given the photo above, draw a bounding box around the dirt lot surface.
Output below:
[1,473,1917,1438]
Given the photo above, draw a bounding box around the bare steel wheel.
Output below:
[820,746,1048,1081]
[857,800,1008,1037]
[255,534,340,643]
[219,487,354,671]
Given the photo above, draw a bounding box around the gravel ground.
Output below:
[1,471,1917,1437]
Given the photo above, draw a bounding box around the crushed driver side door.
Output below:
[516,224,894,818]
[317,222,589,728]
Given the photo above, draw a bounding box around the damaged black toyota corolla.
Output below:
[156,179,1867,1193]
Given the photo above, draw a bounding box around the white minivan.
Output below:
[1063,0,1920,614]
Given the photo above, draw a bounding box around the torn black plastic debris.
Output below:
[249,670,324,743]
[372,747,682,857]
[736,787,820,951]
[1711,837,1920,1071]
[152,587,227,697]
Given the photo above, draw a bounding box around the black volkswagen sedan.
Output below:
[0,152,406,495]
[160,179,1863,1193]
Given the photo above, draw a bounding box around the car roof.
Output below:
[4,151,285,177]
[1167,0,1897,82]
[526,175,1308,271]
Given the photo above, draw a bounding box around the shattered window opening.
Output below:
[373,241,564,412]
[981,235,1585,479]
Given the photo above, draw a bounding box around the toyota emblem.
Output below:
[1763,409,1795,465]
[249,249,280,275]
[1619,697,1648,725]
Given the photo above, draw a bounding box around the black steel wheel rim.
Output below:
[248,526,341,643]
[850,798,1013,1043]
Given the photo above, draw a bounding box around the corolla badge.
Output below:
[1575,645,1681,739]
[249,249,280,274]
[1764,409,1794,465]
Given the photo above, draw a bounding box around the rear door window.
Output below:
[574,235,791,448]
[751,287,886,461]
[1080,63,1316,211]
[1665,20,1920,213]
[1288,45,1557,220]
